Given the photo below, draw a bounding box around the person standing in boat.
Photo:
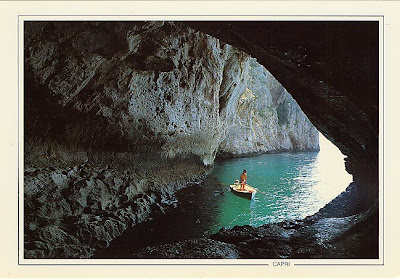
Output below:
[240,169,247,190]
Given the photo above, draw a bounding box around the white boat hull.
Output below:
[229,184,257,200]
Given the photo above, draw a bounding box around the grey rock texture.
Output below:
[218,58,319,156]
[24,161,208,258]
[186,21,378,192]
[134,238,240,259]
[25,21,317,168]
[182,21,379,258]
[132,183,378,259]
[24,21,320,258]
[25,21,252,168]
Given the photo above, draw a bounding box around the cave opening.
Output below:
[23,21,378,259]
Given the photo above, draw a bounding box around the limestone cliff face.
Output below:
[25,21,316,168]
[218,59,319,156]
[186,22,378,192]
[24,21,319,258]
[25,21,251,167]
[24,21,253,258]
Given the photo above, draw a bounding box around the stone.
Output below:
[218,58,319,156]
[134,238,240,259]
[25,21,377,260]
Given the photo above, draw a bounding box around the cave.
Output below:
[23,21,379,259]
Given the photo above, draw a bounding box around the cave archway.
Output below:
[184,21,379,194]
[180,21,379,259]
[23,20,379,259]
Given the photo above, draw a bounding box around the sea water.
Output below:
[94,133,352,258]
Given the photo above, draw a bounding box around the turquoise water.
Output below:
[95,134,352,258]
[205,134,352,232]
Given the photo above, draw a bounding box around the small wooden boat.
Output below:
[229,183,257,200]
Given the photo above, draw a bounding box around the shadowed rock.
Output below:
[24,21,377,259]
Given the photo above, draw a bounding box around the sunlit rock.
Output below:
[218,58,319,156]
[24,21,322,259]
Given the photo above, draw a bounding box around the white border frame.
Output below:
[18,15,384,267]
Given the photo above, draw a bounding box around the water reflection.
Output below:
[94,133,352,258]
[209,133,352,231]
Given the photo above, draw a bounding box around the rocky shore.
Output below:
[133,182,378,259]
[24,160,210,259]
[23,21,378,259]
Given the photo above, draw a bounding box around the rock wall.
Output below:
[183,21,379,259]
[218,58,319,156]
[25,21,251,168]
[24,160,207,258]
[185,21,378,189]
[24,21,320,258]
